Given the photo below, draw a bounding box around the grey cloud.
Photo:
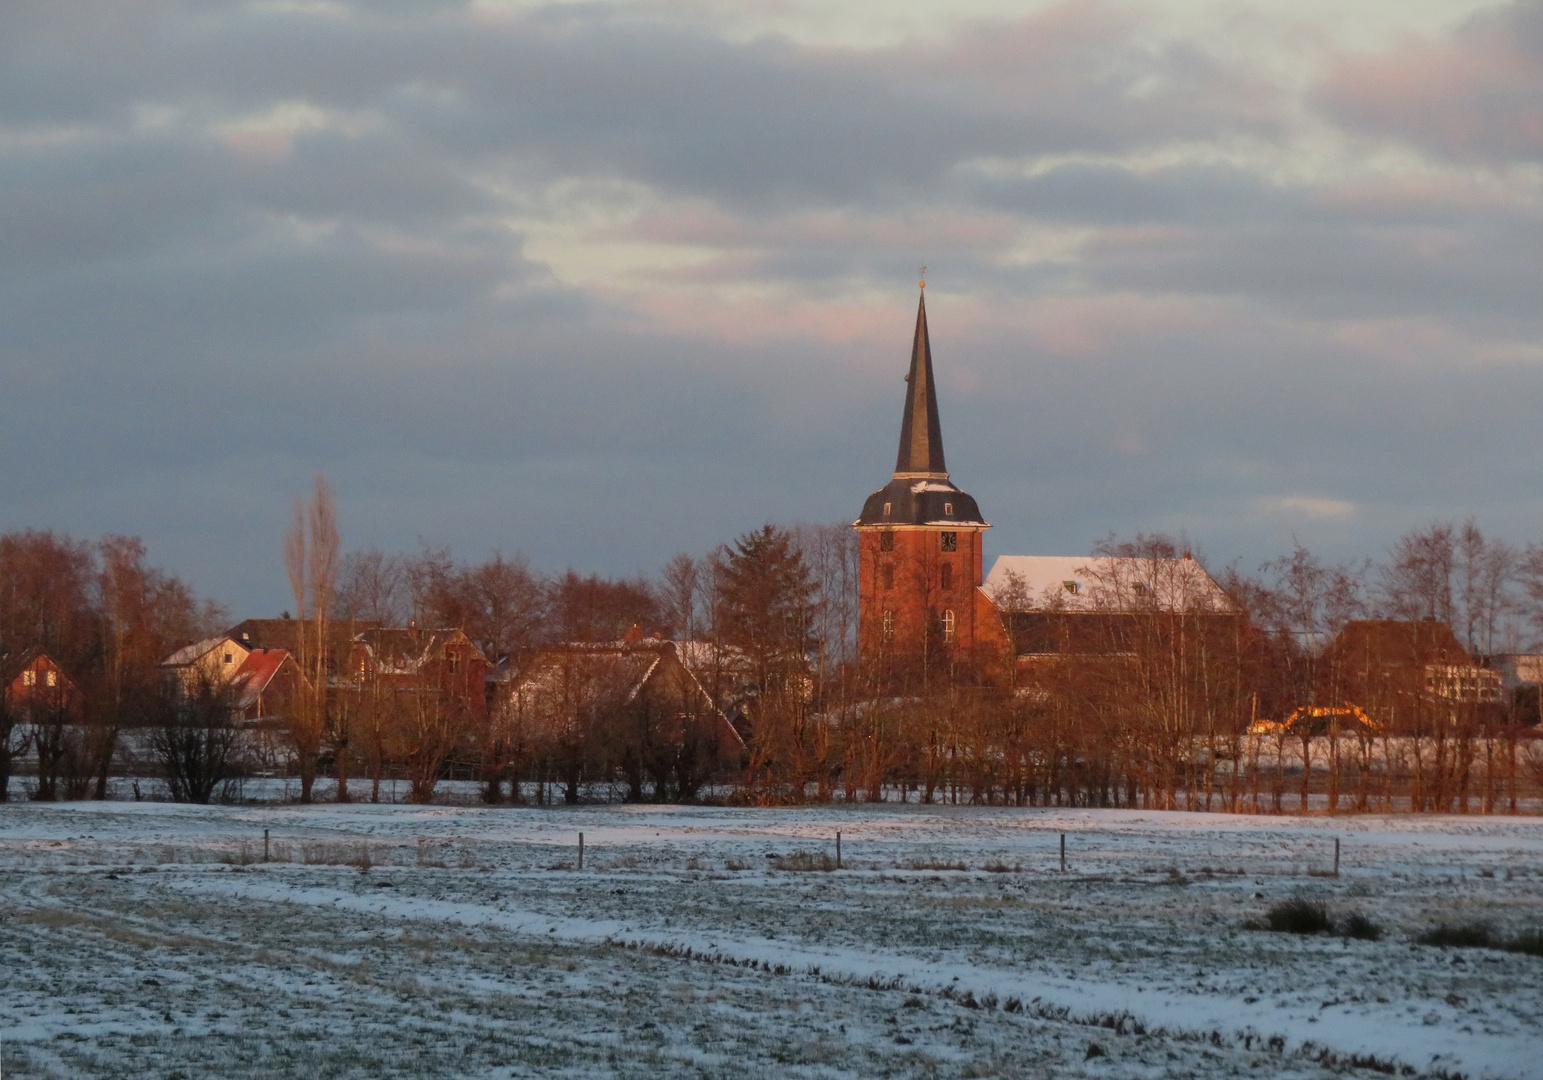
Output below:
[2,2,1283,205]
[1321,0,1543,164]
[0,1,1539,615]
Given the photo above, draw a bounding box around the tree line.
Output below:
[3,501,1542,810]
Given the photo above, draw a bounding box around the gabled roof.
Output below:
[228,649,294,709]
[161,636,234,668]
[982,555,1234,614]
[511,640,744,750]
[1,647,74,687]
[1322,620,1471,668]
[354,626,486,675]
[228,618,379,659]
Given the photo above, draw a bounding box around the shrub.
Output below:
[1417,923,1493,949]
[1264,898,1331,935]
[903,858,966,872]
[772,851,835,872]
[1341,912,1383,941]
[1506,930,1543,958]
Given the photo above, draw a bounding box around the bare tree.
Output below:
[661,553,700,640]
[1455,519,1516,655]
[334,548,409,625]
[0,692,27,802]
[146,675,243,804]
[94,536,220,799]
[282,474,340,802]
[458,553,546,662]
[1380,522,1455,623]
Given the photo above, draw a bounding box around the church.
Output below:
[854,286,1234,675]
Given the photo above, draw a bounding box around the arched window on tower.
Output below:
[942,609,956,641]
[882,610,895,641]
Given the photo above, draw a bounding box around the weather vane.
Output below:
[919,264,926,289]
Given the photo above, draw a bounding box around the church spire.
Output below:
[894,288,947,478]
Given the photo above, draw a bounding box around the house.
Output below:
[853,286,1236,673]
[979,553,1235,671]
[348,626,491,715]
[1,649,83,719]
[506,639,744,799]
[1317,620,1504,728]
[227,649,304,722]
[161,635,252,693]
[227,617,380,679]
[159,635,302,721]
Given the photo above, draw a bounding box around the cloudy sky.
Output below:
[3,0,1541,613]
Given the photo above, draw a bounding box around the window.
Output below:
[940,531,958,552]
[940,564,953,590]
[46,671,57,687]
[942,609,956,641]
[1132,582,1149,596]
[883,502,891,517]
[879,530,895,552]
[881,564,895,590]
[882,610,895,641]
[223,653,233,665]
[21,670,35,687]
[944,502,953,515]
[1063,581,1080,595]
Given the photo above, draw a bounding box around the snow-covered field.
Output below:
[2,802,1540,1079]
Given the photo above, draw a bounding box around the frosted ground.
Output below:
[2,802,1540,1079]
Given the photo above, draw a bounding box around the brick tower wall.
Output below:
[857,525,986,658]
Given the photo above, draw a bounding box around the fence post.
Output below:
[578,832,584,871]
[1060,833,1066,873]
[263,828,269,863]
[836,831,842,870]
[1334,837,1340,877]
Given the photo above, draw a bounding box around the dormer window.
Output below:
[883,502,891,517]
[944,502,953,515]
[1063,581,1080,595]
[940,532,957,552]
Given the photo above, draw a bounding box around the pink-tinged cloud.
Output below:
[624,290,910,351]
[1323,1,1543,162]
[623,203,1020,256]
[890,0,1286,138]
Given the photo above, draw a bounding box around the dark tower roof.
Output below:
[896,291,946,477]
[856,288,987,528]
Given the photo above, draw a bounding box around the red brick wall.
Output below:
[857,525,987,658]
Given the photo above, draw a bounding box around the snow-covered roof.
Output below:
[229,649,292,709]
[161,636,232,668]
[981,555,1234,614]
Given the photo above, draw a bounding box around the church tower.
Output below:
[855,287,989,661]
